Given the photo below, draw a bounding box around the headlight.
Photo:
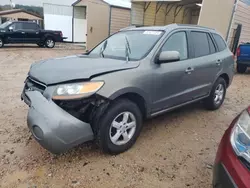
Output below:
[231,110,250,162]
[52,81,104,100]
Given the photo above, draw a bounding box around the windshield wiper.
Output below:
[100,40,107,58]
[125,36,131,62]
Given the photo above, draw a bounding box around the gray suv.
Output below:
[21,24,234,155]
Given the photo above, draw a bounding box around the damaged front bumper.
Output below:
[23,91,94,154]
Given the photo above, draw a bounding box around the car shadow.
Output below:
[52,101,205,160]
[1,45,41,49]
[235,67,250,74]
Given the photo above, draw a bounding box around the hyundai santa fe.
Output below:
[21,24,234,154]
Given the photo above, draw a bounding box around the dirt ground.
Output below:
[0,44,249,188]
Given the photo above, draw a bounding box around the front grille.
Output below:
[24,77,46,94]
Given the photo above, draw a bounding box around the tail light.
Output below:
[236,47,241,56]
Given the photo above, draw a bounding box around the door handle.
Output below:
[36,32,39,34]
[21,32,25,34]
[216,59,222,66]
[185,67,194,74]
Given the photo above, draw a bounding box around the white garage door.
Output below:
[44,3,73,42]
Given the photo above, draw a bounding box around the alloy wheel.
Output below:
[214,84,224,105]
[46,39,54,48]
[109,112,137,146]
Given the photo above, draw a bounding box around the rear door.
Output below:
[184,30,220,99]
[22,22,40,43]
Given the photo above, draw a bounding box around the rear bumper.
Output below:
[237,60,250,66]
[24,91,94,154]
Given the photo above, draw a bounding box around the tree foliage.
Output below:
[0,4,43,17]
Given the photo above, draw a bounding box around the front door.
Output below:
[7,22,25,43]
[151,31,194,113]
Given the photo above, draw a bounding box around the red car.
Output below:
[213,106,250,188]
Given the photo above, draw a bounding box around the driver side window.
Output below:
[11,23,23,31]
[161,32,188,60]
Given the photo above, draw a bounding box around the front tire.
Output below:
[237,64,247,73]
[96,99,143,155]
[204,77,226,110]
[0,38,4,48]
[45,38,55,48]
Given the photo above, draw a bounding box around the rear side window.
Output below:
[191,31,210,58]
[23,23,38,30]
[207,34,216,54]
[161,31,188,60]
[212,33,227,51]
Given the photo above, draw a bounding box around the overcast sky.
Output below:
[0,0,78,6]
[0,0,130,6]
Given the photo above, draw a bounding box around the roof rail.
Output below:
[176,24,215,30]
[119,25,145,31]
[119,26,136,31]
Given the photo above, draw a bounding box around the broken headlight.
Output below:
[52,81,104,100]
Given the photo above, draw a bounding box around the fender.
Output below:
[108,87,151,117]
[42,33,55,41]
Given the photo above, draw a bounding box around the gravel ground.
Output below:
[0,45,250,188]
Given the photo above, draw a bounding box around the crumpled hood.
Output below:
[28,55,139,85]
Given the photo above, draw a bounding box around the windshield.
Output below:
[0,21,12,29]
[90,30,164,61]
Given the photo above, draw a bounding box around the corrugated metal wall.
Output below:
[144,2,156,25]
[155,4,165,25]
[229,0,250,44]
[110,7,131,34]
[44,3,72,16]
[131,2,192,26]
[131,3,144,26]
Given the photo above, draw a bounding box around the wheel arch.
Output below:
[109,88,151,119]
[218,73,230,88]
[43,34,55,42]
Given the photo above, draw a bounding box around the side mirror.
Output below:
[9,26,13,32]
[157,51,180,64]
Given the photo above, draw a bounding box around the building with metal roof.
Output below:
[0,9,42,24]
[43,0,131,49]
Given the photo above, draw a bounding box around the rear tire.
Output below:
[45,38,55,48]
[95,99,143,155]
[204,77,226,111]
[237,64,247,73]
[0,38,4,48]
